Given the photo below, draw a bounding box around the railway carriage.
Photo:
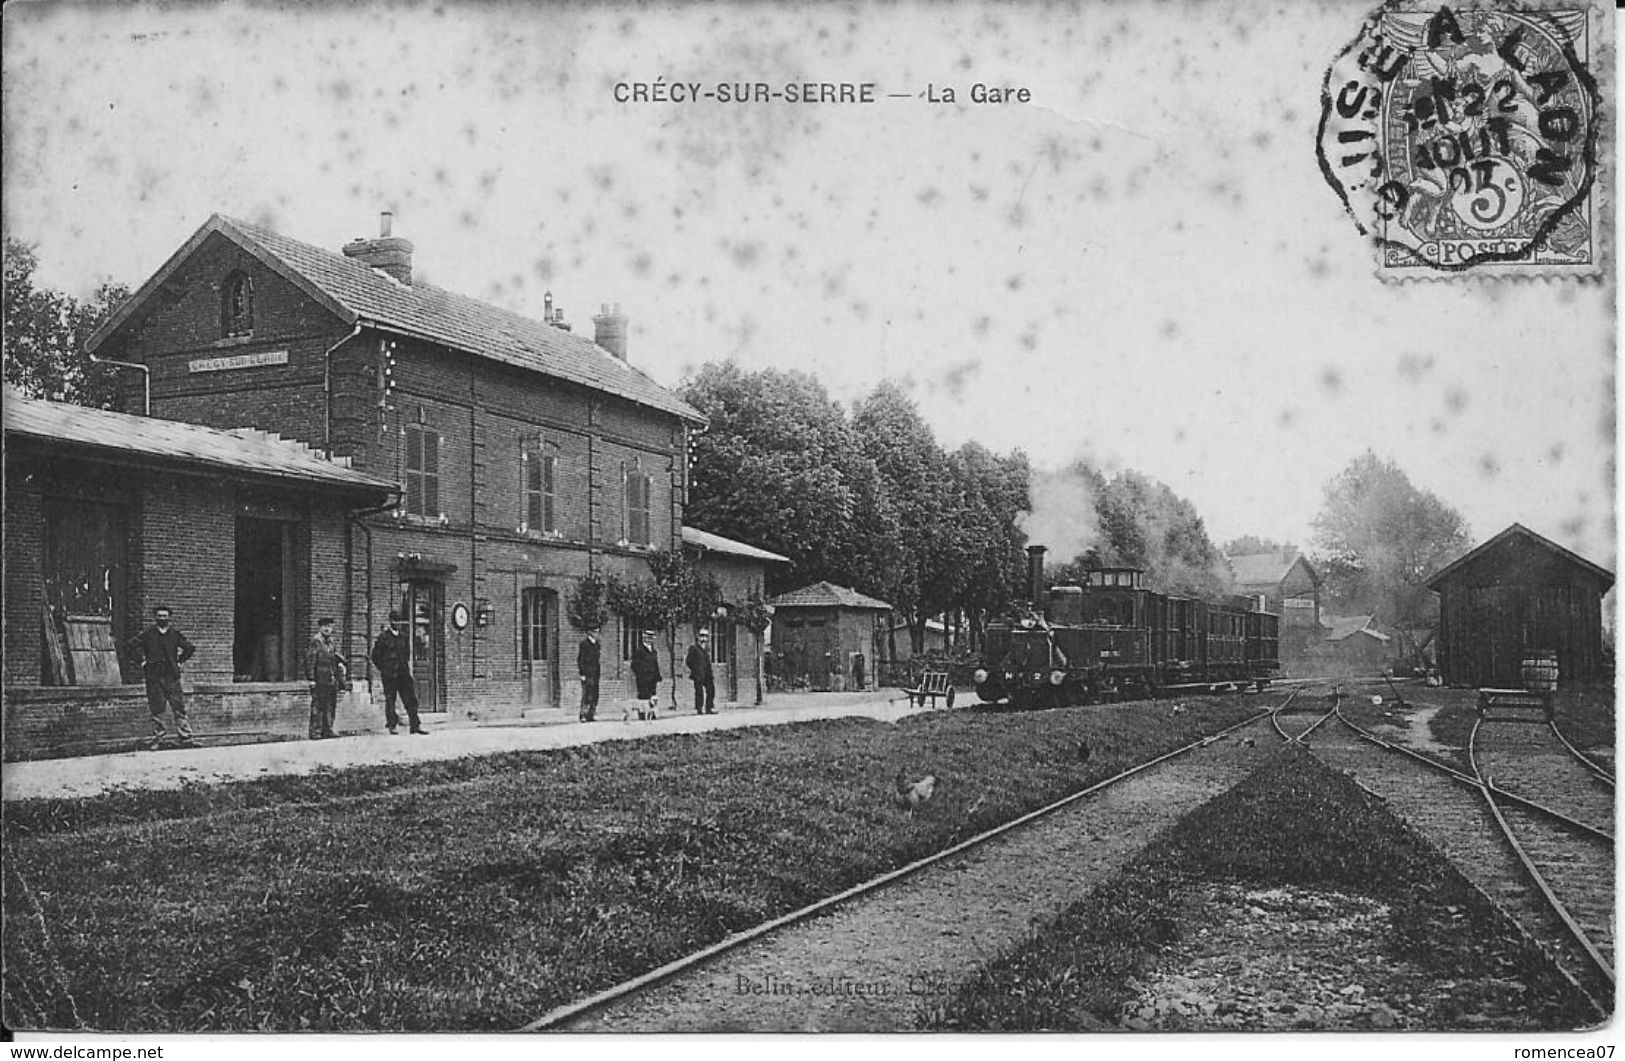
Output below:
[973,547,1280,708]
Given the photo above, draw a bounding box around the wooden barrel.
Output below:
[1521,650,1559,694]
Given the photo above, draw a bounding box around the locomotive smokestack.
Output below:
[1027,545,1047,606]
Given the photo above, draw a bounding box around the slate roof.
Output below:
[88,214,703,423]
[768,581,893,611]
[1228,552,1315,589]
[1425,523,1614,591]
[681,527,791,564]
[5,390,397,496]
[1320,614,1391,643]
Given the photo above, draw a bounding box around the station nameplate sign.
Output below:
[188,349,289,373]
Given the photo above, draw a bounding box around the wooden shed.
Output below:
[1426,524,1614,688]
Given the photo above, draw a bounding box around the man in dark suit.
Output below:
[370,609,426,735]
[630,629,662,720]
[307,617,348,739]
[124,606,197,749]
[686,628,716,715]
[577,629,601,722]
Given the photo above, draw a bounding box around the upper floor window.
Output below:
[623,462,652,546]
[524,442,557,534]
[221,272,254,337]
[405,423,441,517]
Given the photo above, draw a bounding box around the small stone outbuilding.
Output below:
[767,582,892,692]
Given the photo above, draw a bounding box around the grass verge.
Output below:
[920,746,1597,1031]
[4,697,1258,1031]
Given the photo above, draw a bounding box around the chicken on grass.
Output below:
[894,769,939,816]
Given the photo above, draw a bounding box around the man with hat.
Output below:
[370,609,426,735]
[686,627,717,715]
[307,616,348,739]
[629,629,662,721]
[577,628,601,722]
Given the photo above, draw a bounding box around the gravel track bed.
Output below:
[1474,721,1615,835]
[1306,715,1611,1003]
[1117,883,1543,1031]
[557,718,1280,1032]
[1491,800,1615,975]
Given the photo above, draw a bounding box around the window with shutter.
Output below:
[627,472,651,545]
[405,424,441,517]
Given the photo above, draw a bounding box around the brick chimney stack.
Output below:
[342,211,414,284]
[593,303,628,360]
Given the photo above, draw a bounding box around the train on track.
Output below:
[975,546,1281,708]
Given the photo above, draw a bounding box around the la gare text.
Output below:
[614,81,1032,104]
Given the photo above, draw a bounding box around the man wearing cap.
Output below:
[370,609,426,735]
[686,628,717,715]
[307,617,348,739]
[124,605,197,749]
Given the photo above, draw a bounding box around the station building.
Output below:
[83,212,706,723]
[1228,550,1322,669]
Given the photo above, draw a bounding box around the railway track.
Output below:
[1299,706,1614,1013]
[522,698,1291,1031]
[519,681,1609,1030]
[1468,716,1615,995]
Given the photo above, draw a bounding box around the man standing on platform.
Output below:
[307,617,347,739]
[687,628,716,715]
[124,606,196,749]
[370,609,427,735]
[577,629,601,722]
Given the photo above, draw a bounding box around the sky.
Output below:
[2,0,1615,572]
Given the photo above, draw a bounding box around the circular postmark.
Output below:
[1317,2,1599,272]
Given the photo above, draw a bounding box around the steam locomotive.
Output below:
[974,546,1280,708]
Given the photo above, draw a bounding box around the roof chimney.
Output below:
[544,291,572,332]
[342,211,414,284]
[593,302,628,360]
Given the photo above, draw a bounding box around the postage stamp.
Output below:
[1317,0,1605,277]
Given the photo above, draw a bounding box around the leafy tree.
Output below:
[854,381,984,654]
[947,441,1032,649]
[1310,452,1472,629]
[1222,535,1297,558]
[4,238,130,409]
[681,364,900,596]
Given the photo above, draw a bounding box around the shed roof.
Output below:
[1228,551,1317,589]
[1425,523,1615,592]
[681,526,791,564]
[1320,614,1391,643]
[768,581,893,611]
[87,214,704,424]
[5,390,398,496]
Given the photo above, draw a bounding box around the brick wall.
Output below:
[3,479,45,686]
[2,683,359,760]
[105,232,346,445]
